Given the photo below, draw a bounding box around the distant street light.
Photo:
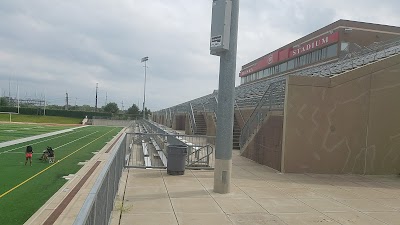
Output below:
[141,56,149,119]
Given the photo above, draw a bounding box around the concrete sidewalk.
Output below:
[112,150,400,225]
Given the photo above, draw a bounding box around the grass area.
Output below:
[0,123,76,143]
[0,126,122,225]
[0,114,82,124]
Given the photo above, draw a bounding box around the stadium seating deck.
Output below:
[155,38,400,116]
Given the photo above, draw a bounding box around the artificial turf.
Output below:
[0,114,82,124]
[0,125,122,225]
[0,123,76,143]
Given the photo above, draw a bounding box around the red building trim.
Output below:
[239,31,339,77]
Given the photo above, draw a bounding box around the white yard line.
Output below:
[0,126,87,149]
[0,129,87,154]
[1,131,99,155]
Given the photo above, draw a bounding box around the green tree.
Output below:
[141,107,151,119]
[104,102,119,113]
[127,104,140,117]
[80,105,93,112]
[0,97,8,106]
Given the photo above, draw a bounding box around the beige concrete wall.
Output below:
[242,115,284,171]
[235,108,253,129]
[92,119,134,127]
[173,114,186,130]
[205,112,217,136]
[185,114,192,135]
[282,54,400,174]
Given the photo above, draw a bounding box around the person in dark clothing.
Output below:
[25,145,33,166]
[40,148,49,161]
[40,146,54,161]
[47,147,54,158]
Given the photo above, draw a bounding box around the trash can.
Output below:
[167,145,188,175]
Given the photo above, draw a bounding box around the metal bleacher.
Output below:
[158,37,400,114]
[155,37,400,149]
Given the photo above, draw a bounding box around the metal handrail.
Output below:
[188,103,197,134]
[212,96,218,123]
[234,99,245,125]
[187,144,214,167]
[239,78,286,150]
[73,133,126,225]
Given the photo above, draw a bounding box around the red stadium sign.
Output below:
[240,51,278,77]
[289,32,339,57]
[240,31,339,77]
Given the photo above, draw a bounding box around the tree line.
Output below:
[0,97,150,119]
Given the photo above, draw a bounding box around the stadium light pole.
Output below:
[141,56,149,119]
[17,82,19,114]
[210,0,239,194]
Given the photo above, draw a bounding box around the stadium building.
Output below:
[240,20,400,85]
[153,20,400,174]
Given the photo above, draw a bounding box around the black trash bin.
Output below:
[167,145,188,175]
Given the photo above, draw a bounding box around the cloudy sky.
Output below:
[0,0,399,111]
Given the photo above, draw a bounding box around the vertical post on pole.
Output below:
[210,0,239,194]
[95,83,98,112]
[17,82,19,114]
[44,94,46,116]
[141,56,149,119]
[143,60,147,119]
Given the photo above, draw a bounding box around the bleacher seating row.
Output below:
[155,39,400,116]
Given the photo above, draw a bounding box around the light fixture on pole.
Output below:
[141,56,149,119]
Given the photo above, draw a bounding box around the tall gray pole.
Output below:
[95,83,98,112]
[213,0,239,194]
[142,60,147,119]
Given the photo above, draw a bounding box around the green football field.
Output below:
[0,125,123,225]
[0,123,76,143]
[0,114,82,124]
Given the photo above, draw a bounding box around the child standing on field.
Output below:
[25,145,33,166]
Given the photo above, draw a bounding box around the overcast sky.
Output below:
[0,0,399,111]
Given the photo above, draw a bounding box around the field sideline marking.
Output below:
[0,127,118,199]
[0,128,88,155]
[2,131,98,155]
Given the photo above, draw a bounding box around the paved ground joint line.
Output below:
[191,169,243,225]
[117,169,130,225]
[161,169,180,225]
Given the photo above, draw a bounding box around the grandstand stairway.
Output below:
[194,114,207,135]
[232,115,241,150]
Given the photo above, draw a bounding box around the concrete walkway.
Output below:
[112,150,400,225]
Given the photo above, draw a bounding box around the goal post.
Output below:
[0,112,19,122]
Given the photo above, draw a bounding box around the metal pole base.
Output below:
[213,159,232,194]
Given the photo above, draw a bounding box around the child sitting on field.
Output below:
[40,146,54,161]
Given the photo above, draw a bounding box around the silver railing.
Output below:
[234,99,245,125]
[239,78,286,151]
[188,103,197,134]
[126,132,215,169]
[137,120,215,169]
[73,133,127,225]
